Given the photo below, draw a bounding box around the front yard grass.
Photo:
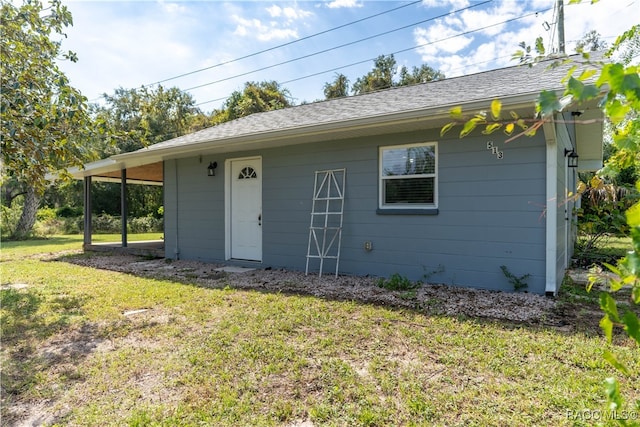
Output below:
[0,233,163,261]
[1,237,638,426]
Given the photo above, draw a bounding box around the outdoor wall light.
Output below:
[207,161,218,176]
[564,148,579,168]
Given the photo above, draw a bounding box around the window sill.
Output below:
[376,208,439,215]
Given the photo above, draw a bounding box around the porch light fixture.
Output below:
[564,148,579,168]
[207,161,218,176]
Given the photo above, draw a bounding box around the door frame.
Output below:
[224,156,262,261]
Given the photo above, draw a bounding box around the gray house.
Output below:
[70,57,603,295]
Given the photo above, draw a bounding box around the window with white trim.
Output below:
[379,142,437,210]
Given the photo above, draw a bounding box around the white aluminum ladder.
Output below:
[305,169,346,277]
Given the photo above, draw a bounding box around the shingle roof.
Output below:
[126,54,594,156]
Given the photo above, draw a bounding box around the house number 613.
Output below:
[486,141,504,160]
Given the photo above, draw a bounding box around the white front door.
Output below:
[229,157,262,261]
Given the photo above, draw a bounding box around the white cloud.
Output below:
[421,0,470,10]
[283,6,313,20]
[326,0,363,9]
[232,4,312,41]
[266,5,283,17]
[232,15,298,41]
[414,24,474,55]
[267,4,313,20]
[457,5,517,37]
[160,2,187,15]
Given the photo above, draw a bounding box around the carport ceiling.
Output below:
[96,162,163,183]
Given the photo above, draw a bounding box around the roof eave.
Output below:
[113,91,546,163]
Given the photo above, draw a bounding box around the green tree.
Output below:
[1,0,94,239]
[95,85,200,155]
[91,85,200,218]
[397,64,445,86]
[323,73,350,100]
[352,54,397,95]
[218,81,292,123]
[351,54,444,95]
[575,30,608,53]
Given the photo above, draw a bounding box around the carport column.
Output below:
[121,168,128,248]
[543,120,558,295]
[83,176,92,247]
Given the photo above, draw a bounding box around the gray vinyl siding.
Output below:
[164,157,226,261]
[164,127,548,294]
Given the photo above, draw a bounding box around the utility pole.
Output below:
[557,0,565,54]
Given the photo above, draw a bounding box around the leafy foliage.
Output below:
[575,176,638,265]
[350,54,444,96]
[0,0,104,238]
[440,99,534,140]
[397,63,445,86]
[94,85,200,155]
[575,30,608,54]
[323,73,350,99]
[214,81,292,123]
[1,0,94,193]
[376,273,421,291]
[352,55,398,95]
[87,85,201,220]
[499,265,530,292]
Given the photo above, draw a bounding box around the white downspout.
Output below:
[565,156,570,268]
[174,159,180,259]
[543,120,558,295]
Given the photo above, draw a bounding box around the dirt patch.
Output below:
[60,253,563,326]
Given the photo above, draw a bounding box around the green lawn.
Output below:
[0,233,163,261]
[1,237,638,426]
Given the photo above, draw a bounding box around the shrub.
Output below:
[56,205,83,218]
[577,178,637,247]
[33,218,64,236]
[92,214,121,234]
[1,204,22,238]
[36,207,57,221]
[63,217,82,234]
[128,216,163,233]
[377,273,421,291]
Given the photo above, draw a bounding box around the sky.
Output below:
[56,0,639,113]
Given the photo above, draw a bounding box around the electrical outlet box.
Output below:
[364,241,373,251]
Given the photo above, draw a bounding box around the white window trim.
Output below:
[378,141,438,210]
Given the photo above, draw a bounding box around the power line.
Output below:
[87,0,426,103]
[194,8,551,107]
[146,0,426,87]
[147,50,517,143]
[184,1,491,93]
